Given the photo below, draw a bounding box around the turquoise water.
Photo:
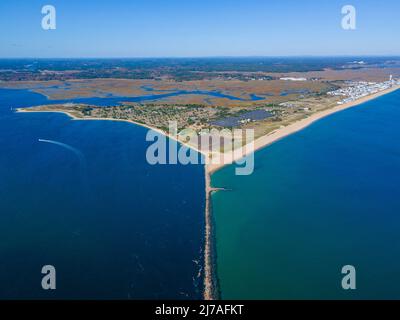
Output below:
[0,88,205,299]
[212,89,400,299]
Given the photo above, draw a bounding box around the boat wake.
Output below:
[38,139,85,163]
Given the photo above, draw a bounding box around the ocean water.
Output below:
[212,89,400,299]
[0,88,205,299]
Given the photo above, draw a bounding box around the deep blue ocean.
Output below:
[0,88,205,299]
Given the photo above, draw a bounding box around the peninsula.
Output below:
[16,77,400,300]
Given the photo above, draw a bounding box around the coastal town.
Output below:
[327,76,400,105]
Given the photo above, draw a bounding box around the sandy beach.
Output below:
[206,85,400,173]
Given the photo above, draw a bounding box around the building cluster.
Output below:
[327,77,400,105]
[279,77,307,81]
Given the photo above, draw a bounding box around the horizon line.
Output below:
[1,54,400,60]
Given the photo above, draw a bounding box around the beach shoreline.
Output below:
[206,85,400,173]
[15,109,209,158]
[16,84,400,176]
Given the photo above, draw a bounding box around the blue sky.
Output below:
[0,0,399,57]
